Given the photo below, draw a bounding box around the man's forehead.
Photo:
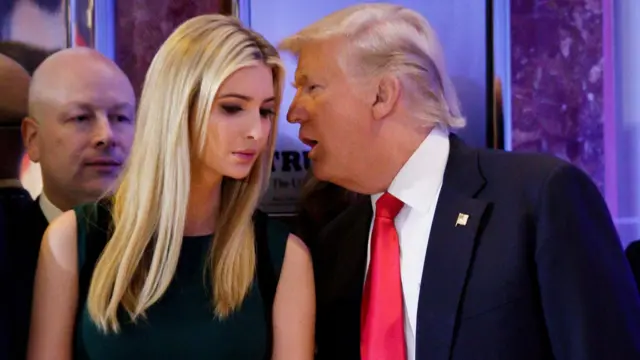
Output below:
[38,90,135,116]
[63,98,134,109]
[45,72,134,104]
[297,37,347,66]
[298,40,337,62]
[63,71,129,90]
[295,51,315,74]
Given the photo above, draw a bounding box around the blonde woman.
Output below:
[27,15,315,360]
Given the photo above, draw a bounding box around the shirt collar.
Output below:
[372,125,450,214]
[39,191,63,223]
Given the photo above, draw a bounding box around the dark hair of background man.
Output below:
[0,41,57,75]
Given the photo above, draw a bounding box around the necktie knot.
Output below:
[375,192,404,219]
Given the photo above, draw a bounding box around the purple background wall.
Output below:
[114,0,224,97]
[510,0,605,192]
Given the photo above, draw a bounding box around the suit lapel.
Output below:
[33,195,49,228]
[319,199,371,302]
[416,135,490,360]
[315,199,372,358]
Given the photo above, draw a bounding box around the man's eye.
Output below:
[112,115,132,123]
[72,115,91,122]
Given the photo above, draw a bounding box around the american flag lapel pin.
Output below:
[456,213,469,227]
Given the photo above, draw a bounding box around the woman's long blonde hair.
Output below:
[87,14,285,332]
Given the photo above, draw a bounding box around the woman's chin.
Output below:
[223,170,252,181]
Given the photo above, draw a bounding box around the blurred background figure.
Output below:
[0,40,56,75]
[0,53,30,204]
[0,52,31,360]
[0,40,57,201]
[0,0,64,200]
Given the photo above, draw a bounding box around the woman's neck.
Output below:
[184,170,222,237]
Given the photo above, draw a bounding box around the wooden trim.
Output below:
[220,0,234,16]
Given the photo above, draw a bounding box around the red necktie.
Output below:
[361,192,406,360]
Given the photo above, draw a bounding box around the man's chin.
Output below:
[82,179,119,198]
[310,162,331,182]
[307,145,319,160]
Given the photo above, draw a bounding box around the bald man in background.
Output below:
[0,53,31,360]
[9,47,135,359]
[22,47,136,215]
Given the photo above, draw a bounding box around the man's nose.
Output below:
[94,115,115,148]
[287,96,309,124]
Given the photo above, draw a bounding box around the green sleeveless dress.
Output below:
[72,202,289,360]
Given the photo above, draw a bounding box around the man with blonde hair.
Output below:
[283,4,640,360]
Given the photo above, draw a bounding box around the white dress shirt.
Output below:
[367,126,450,360]
[39,192,63,223]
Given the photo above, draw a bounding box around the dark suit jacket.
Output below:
[625,241,640,294]
[0,190,48,360]
[307,135,640,360]
[0,202,8,360]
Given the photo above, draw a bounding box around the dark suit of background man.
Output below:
[625,241,640,292]
[281,3,640,360]
[0,53,32,360]
[0,42,51,360]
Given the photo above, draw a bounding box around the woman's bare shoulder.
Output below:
[40,210,78,270]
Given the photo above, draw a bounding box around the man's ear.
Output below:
[372,75,401,120]
[21,116,40,163]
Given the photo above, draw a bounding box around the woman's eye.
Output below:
[260,108,275,118]
[221,105,243,114]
